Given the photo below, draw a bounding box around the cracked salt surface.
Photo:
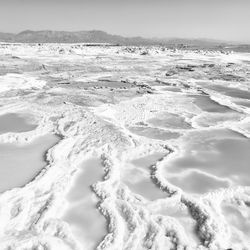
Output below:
[0,73,46,93]
[0,44,249,250]
[158,205,200,245]
[222,203,250,245]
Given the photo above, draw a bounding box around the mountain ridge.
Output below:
[0,30,250,51]
[0,30,153,45]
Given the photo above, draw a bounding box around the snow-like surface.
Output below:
[0,43,249,250]
[0,73,46,93]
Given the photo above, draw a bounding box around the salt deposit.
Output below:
[0,43,249,250]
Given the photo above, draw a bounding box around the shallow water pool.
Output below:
[147,112,191,130]
[168,171,229,194]
[201,84,250,100]
[0,134,59,192]
[164,129,250,193]
[163,86,182,92]
[0,112,37,134]
[131,152,166,169]
[62,157,106,250]
[128,126,180,140]
[190,94,233,113]
[193,112,243,128]
[124,168,167,200]
[235,100,250,108]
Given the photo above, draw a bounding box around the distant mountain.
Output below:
[0,32,14,41]
[0,30,249,51]
[0,30,154,45]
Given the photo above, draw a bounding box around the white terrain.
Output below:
[0,43,250,250]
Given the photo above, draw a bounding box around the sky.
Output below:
[0,0,250,42]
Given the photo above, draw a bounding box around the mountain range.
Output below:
[0,30,249,51]
[0,30,155,44]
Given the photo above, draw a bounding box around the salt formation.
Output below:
[0,43,249,250]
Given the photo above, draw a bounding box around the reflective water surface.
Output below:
[128,126,180,140]
[0,112,37,134]
[63,157,106,250]
[123,166,167,201]
[164,129,250,192]
[168,171,229,194]
[131,152,166,169]
[0,134,59,192]
[200,84,250,100]
[190,94,233,113]
[147,112,191,129]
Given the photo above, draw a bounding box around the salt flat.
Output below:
[0,43,249,250]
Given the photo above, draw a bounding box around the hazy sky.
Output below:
[0,0,249,42]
